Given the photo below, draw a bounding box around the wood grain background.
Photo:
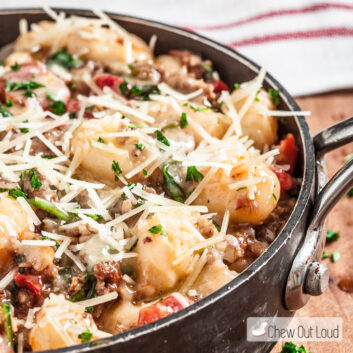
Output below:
[272,91,353,353]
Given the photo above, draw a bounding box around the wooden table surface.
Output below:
[271,90,353,353]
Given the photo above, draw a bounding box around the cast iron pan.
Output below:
[0,8,353,353]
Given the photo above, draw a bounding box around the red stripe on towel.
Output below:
[227,27,353,47]
[190,3,353,31]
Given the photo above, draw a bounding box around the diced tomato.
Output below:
[211,80,229,93]
[94,74,124,94]
[272,166,294,191]
[66,99,94,119]
[14,273,43,298]
[276,133,298,174]
[138,293,192,326]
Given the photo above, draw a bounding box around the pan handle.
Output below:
[285,117,353,311]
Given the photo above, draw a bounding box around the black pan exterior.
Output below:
[0,8,315,353]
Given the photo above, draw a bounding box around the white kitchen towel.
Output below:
[1,0,353,96]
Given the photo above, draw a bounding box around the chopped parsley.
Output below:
[3,188,27,200]
[47,49,83,70]
[20,120,29,133]
[331,251,340,263]
[186,166,204,183]
[5,98,13,107]
[119,79,159,101]
[272,193,277,201]
[69,112,76,119]
[78,328,93,343]
[41,155,56,159]
[10,62,21,71]
[180,112,188,128]
[0,105,12,117]
[49,100,66,115]
[148,224,167,236]
[183,102,210,112]
[112,160,123,180]
[98,137,105,143]
[281,342,309,353]
[326,230,340,242]
[321,251,330,260]
[143,169,148,176]
[6,80,45,92]
[234,83,240,90]
[135,143,145,150]
[268,88,281,106]
[212,220,221,232]
[154,130,170,146]
[347,188,353,197]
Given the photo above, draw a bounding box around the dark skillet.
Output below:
[1,8,353,353]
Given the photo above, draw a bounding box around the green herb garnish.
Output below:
[163,164,186,203]
[331,251,340,263]
[281,342,309,353]
[49,100,66,115]
[10,62,21,71]
[186,166,204,183]
[202,64,212,72]
[154,130,170,146]
[7,80,45,92]
[27,169,42,189]
[148,224,167,236]
[321,251,330,260]
[212,220,221,232]
[234,83,240,90]
[112,160,123,180]
[47,49,83,70]
[180,112,188,128]
[183,103,210,112]
[272,193,277,201]
[5,98,13,107]
[98,137,105,143]
[143,169,148,176]
[41,155,56,159]
[326,230,340,242]
[78,328,93,343]
[268,88,281,106]
[135,143,145,150]
[0,105,12,117]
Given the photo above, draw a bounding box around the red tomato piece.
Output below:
[211,80,229,93]
[276,133,298,174]
[94,74,124,94]
[66,99,94,119]
[272,166,294,191]
[14,273,43,298]
[138,293,192,326]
